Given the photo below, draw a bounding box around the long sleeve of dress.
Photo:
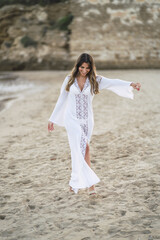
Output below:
[48,75,69,126]
[97,75,134,99]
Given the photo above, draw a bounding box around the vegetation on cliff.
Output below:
[0,0,66,8]
[20,36,38,48]
[48,13,73,33]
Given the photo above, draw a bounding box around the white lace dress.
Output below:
[49,75,134,194]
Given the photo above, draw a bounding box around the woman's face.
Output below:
[78,62,90,77]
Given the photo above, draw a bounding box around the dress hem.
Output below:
[69,178,100,194]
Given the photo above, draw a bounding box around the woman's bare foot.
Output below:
[88,188,96,195]
[69,186,74,192]
[89,185,95,193]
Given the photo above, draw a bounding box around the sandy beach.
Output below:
[0,70,160,240]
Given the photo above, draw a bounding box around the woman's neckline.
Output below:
[75,76,88,93]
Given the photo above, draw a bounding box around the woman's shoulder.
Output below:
[65,74,72,81]
[63,75,71,83]
[65,74,71,79]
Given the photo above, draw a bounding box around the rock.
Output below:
[36,10,48,22]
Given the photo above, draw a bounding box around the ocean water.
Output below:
[0,72,43,112]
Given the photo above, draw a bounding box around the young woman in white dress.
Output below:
[48,53,141,195]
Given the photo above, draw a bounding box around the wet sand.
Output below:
[0,72,42,113]
[0,70,160,240]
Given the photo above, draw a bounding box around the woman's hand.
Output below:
[48,121,54,132]
[130,82,141,91]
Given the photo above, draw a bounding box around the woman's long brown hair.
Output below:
[66,53,99,94]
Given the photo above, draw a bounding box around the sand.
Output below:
[0,70,160,240]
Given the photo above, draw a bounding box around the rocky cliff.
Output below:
[0,0,160,70]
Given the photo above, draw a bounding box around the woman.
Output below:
[48,53,141,195]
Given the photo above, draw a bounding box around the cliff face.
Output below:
[70,0,160,69]
[0,3,72,70]
[0,0,160,70]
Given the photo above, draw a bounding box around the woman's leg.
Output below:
[85,143,95,191]
[85,143,91,166]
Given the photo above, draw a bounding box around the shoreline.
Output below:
[0,72,48,113]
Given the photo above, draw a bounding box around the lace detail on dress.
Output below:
[74,77,89,157]
[75,94,88,120]
[75,94,88,157]
[80,124,88,157]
